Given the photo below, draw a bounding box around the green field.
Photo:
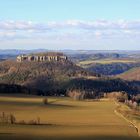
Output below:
[0,95,139,140]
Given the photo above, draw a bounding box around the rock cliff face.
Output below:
[17,52,67,62]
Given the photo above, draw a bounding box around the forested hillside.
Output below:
[87,63,140,75]
[0,60,96,95]
[0,60,139,97]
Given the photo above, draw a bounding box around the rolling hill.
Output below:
[0,59,97,95]
[71,53,140,76]
[0,59,139,96]
[117,67,140,81]
[86,62,140,76]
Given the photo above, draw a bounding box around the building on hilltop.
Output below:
[17,52,67,62]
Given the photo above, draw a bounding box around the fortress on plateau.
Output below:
[17,52,68,62]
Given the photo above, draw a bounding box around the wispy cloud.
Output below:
[0,20,51,31]
[0,20,140,49]
[1,20,140,31]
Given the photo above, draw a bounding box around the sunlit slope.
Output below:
[117,67,140,81]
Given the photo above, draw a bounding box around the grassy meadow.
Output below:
[0,94,139,140]
[78,58,137,66]
[117,67,140,81]
[115,102,140,135]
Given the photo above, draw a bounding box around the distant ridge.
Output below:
[0,49,140,55]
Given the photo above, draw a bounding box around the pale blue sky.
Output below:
[0,0,140,50]
[0,0,140,21]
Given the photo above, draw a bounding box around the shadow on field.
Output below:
[0,133,15,135]
[0,98,77,108]
[0,135,139,140]
[46,103,77,108]
[0,100,42,106]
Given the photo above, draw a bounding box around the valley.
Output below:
[0,0,140,139]
[0,50,139,140]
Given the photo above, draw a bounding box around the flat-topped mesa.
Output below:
[17,52,68,62]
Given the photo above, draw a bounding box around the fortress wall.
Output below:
[17,53,67,62]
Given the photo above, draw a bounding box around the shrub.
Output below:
[17,117,41,125]
[9,114,16,124]
[0,112,16,124]
[28,120,37,125]
[43,98,48,105]
[67,90,85,100]
[37,117,40,124]
[18,120,26,125]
